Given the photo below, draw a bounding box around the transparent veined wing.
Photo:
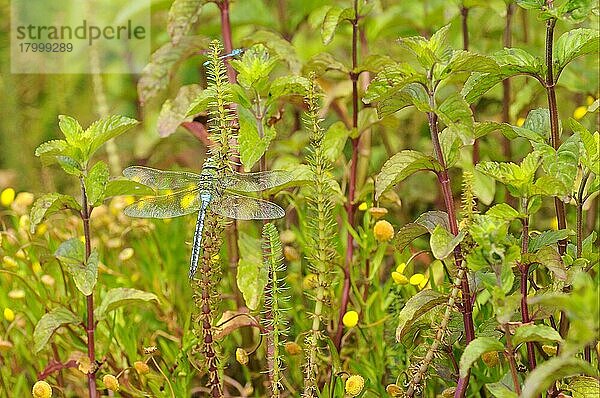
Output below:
[123,166,201,191]
[209,193,285,220]
[224,170,293,192]
[124,188,203,218]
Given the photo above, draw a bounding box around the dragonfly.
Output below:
[123,156,291,279]
[203,48,245,67]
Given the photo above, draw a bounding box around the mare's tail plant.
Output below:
[30,114,158,398]
[261,223,289,397]
[191,39,237,397]
[301,75,338,397]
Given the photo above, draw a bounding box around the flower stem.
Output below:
[335,0,360,352]
[80,179,97,398]
[218,0,236,83]
[519,199,536,370]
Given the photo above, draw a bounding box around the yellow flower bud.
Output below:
[573,106,587,120]
[12,192,34,214]
[368,207,388,219]
[587,96,595,105]
[386,384,403,397]
[15,249,27,260]
[118,248,134,261]
[303,273,318,290]
[4,308,15,322]
[32,261,42,274]
[279,229,296,244]
[391,272,409,285]
[481,351,500,367]
[283,245,300,261]
[8,289,25,299]
[77,356,94,374]
[345,375,365,397]
[0,339,13,352]
[41,275,55,286]
[542,344,557,356]
[441,387,457,397]
[516,117,525,127]
[342,310,359,328]
[284,341,303,356]
[102,374,119,391]
[358,202,368,211]
[395,262,406,273]
[409,273,427,289]
[236,348,249,365]
[32,380,52,398]
[374,220,394,242]
[2,256,18,269]
[1,188,15,207]
[134,361,150,374]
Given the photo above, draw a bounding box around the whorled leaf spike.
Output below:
[261,223,289,397]
[301,74,338,397]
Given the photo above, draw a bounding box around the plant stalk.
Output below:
[218,0,236,82]
[80,179,97,398]
[503,325,522,394]
[519,200,536,370]
[334,0,360,352]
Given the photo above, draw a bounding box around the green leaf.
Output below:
[186,87,214,117]
[394,222,428,252]
[231,45,278,92]
[516,0,544,9]
[493,47,544,76]
[436,93,474,144]
[238,106,276,171]
[56,155,83,176]
[375,150,441,200]
[95,288,158,320]
[512,324,563,346]
[528,246,567,280]
[415,211,451,233]
[268,75,310,99]
[528,229,571,253]
[84,115,139,160]
[58,115,84,148]
[439,51,497,79]
[104,178,155,197]
[237,230,268,311]
[321,6,354,45]
[30,193,81,234]
[439,128,461,167]
[569,119,599,174]
[430,225,465,259]
[396,289,447,341]
[486,381,519,398]
[322,121,350,162]
[555,28,599,75]
[476,152,542,197]
[523,108,551,141]
[473,170,496,206]
[84,161,110,206]
[376,83,431,117]
[55,239,98,296]
[241,30,301,74]
[520,357,597,398]
[459,337,505,378]
[167,0,205,44]
[303,52,349,75]
[158,84,203,137]
[33,306,80,353]
[486,203,521,221]
[138,36,210,104]
[565,376,600,398]
[34,139,68,158]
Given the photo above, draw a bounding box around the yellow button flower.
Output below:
[481,351,499,367]
[409,273,428,289]
[516,117,525,127]
[368,207,388,219]
[32,380,52,398]
[235,348,249,365]
[374,220,394,242]
[342,310,359,328]
[391,272,409,285]
[102,374,119,391]
[573,106,587,120]
[345,374,365,397]
[1,188,15,207]
[4,308,15,322]
[386,384,403,397]
[32,261,42,274]
[358,202,368,211]
[134,361,150,374]
[2,256,18,269]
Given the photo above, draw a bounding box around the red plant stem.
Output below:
[425,98,475,397]
[519,206,536,370]
[503,326,523,395]
[460,6,480,165]
[577,173,592,362]
[80,180,97,398]
[334,0,360,352]
[218,0,237,82]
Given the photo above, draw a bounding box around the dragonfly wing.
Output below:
[209,193,285,220]
[123,166,201,190]
[124,188,202,218]
[225,170,293,192]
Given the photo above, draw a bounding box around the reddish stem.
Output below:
[519,207,537,370]
[334,0,360,352]
[218,0,237,83]
[80,180,97,398]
